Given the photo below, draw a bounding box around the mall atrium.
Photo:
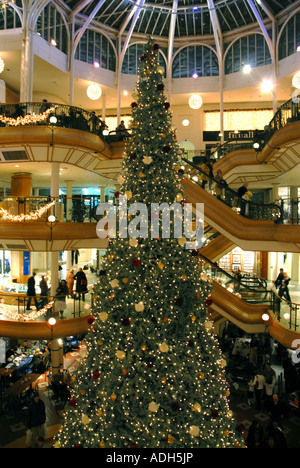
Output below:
[0,0,299,449]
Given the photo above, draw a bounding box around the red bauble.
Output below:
[87,316,95,325]
[132,258,140,268]
[114,191,120,198]
[205,297,213,307]
[153,43,160,51]
[69,398,77,408]
[93,370,100,380]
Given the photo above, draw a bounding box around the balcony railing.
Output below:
[0,102,132,143]
[0,195,107,223]
[181,157,283,223]
[0,290,92,322]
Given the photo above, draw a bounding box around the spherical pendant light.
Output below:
[87,83,102,100]
[292,72,300,90]
[189,94,203,110]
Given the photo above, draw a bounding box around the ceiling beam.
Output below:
[246,0,275,63]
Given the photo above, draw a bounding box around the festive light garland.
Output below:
[3,300,54,321]
[0,200,55,222]
[0,106,57,126]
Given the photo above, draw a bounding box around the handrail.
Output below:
[0,102,107,139]
[198,252,268,300]
[0,194,104,223]
[0,101,133,143]
[181,157,283,223]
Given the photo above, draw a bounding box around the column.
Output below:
[291,253,300,283]
[20,29,34,102]
[50,163,60,301]
[272,183,279,203]
[66,180,73,222]
[50,339,61,377]
[102,93,106,121]
[290,186,298,223]
[51,162,60,219]
[100,186,106,203]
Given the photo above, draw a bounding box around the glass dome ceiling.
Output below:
[63,0,297,38]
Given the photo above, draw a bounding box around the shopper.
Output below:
[278,272,291,303]
[263,363,276,409]
[273,268,284,289]
[115,120,128,139]
[247,374,255,406]
[246,420,264,448]
[27,392,46,448]
[55,279,69,318]
[66,268,75,297]
[268,394,285,428]
[200,160,210,189]
[253,370,265,410]
[74,267,88,301]
[39,276,49,309]
[26,272,39,311]
[213,169,227,198]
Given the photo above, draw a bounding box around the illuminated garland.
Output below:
[3,301,54,321]
[0,200,55,222]
[0,106,57,126]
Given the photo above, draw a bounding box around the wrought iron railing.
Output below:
[276,197,300,225]
[0,194,105,223]
[181,157,283,223]
[0,102,107,139]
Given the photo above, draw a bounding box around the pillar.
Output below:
[102,93,106,121]
[291,253,300,282]
[272,183,279,203]
[50,339,61,377]
[20,29,34,102]
[100,186,106,203]
[51,162,60,219]
[11,173,32,197]
[66,180,73,221]
[290,186,298,223]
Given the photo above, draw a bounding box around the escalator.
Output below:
[199,253,300,349]
[181,159,300,253]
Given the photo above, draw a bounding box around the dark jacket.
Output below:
[74,270,88,293]
[274,273,284,288]
[27,276,36,296]
[27,398,46,429]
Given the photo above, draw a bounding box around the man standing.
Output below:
[274,268,284,288]
[26,272,39,310]
[27,392,46,448]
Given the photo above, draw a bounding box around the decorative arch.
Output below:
[277,7,300,61]
[223,31,272,75]
[121,41,167,75]
[172,42,219,78]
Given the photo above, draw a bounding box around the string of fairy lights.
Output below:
[2,300,54,321]
[0,200,55,221]
[0,106,56,126]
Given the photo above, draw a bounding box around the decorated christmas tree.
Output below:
[54,38,244,449]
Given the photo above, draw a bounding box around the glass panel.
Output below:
[288,18,295,56]
[196,46,203,76]
[233,40,241,72]
[188,46,195,77]
[256,35,264,67]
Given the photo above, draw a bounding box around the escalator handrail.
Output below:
[198,252,268,296]
[181,157,283,223]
